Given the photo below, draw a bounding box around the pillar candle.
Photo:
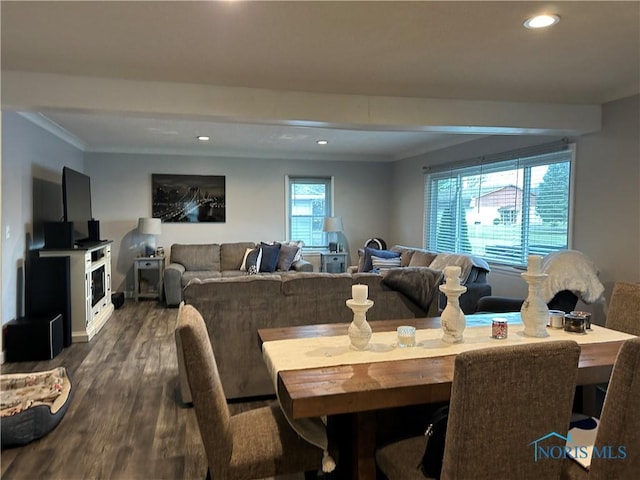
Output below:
[528,255,543,274]
[444,265,461,287]
[352,284,368,303]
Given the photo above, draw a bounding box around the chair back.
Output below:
[589,337,640,479]
[605,282,640,336]
[176,303,233,477]
[441,341,581,480]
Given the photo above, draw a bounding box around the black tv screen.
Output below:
[62,167,92,242]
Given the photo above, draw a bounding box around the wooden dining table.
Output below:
[258,313,632,479]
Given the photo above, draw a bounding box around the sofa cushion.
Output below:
[171,244,220,271]
[259,243,281,272]
[221,242,256,271]
[182,270,222,286]
[408,249,437,267]
[361,248,401,272]
[277,243,299,271]
[390,245,416,267]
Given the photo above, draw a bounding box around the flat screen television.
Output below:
[62,166,92,244]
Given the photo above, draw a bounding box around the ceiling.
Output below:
[2,1,639,161]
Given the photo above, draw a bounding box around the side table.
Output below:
[320,251,348,273]
[134,256,165,302]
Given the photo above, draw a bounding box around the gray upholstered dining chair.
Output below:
[605,281,640,336]
[561,337,640,480]
[376,341,581,480]
[176,303,322,480]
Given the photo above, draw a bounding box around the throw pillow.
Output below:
[259,242,281,273]
[277,244,299,271]
[409,250,437,267]
[242,247,262,273]
[361,247,401,272]
[371,255,402,271]
[240,247,253,271]
[274,240,305,262]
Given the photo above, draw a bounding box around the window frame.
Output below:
[285,175,335,249]
[423,142,576,268]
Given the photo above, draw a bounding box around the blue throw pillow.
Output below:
[259,242,281,272]
[362,247,401,272]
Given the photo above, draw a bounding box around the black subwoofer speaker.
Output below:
[4,314,64,362]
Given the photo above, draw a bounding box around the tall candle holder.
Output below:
[439,266,467,344]
[521,255,550,337]
[346,299,374,350]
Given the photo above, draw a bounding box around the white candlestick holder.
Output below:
[346,299,374,350]
[439,266,467,344]
[521,271,550,337]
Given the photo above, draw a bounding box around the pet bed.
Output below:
[1,366,72,448]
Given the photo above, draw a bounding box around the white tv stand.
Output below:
[39,241,114,342]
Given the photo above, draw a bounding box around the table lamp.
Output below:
[138,217,162,256]
[323,216,343,252]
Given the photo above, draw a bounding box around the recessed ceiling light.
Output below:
[317,140,328,145]
[197,135,211,141]
[524,14,560,29]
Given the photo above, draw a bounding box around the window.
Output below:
[424,142,575,267]
[286,176,334,248]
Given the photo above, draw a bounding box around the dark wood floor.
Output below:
[1,301,302,480]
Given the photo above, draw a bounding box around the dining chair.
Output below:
[562,337,640,480]
[176,303,322,480]
[375,341,581,480]
[605,282,640,336]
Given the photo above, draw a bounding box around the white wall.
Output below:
[390,94,640,323]
[85,152,392,294]
[1,112,84,328]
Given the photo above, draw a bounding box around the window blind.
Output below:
[424,142,575,267]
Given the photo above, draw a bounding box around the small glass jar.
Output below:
[571,310,592,330]
[564,313,587,334]
[492,318,508,339]
[397,326,416,347]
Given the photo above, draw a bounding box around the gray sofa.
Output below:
[177,269,444,400]
[164,242,312,306]
[354,245,492,315]
[173,243,492,401]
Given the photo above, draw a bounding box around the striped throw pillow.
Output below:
[371,255,402,270]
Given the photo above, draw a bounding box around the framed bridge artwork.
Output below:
[152,174,226,223]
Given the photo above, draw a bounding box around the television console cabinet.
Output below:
[39,241,114,343]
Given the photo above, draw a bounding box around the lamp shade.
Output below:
[138,217,162,235]
[323,216,343,232]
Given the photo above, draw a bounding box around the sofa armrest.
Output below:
[347,265,359,274]
[475,295,524,313]
[292,259,313,272]
[164,263,186,306]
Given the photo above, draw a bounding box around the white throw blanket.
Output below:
[541,250,604,304]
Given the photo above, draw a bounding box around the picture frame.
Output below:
[152,174,226,223]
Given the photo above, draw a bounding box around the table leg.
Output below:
[327,411,377,479]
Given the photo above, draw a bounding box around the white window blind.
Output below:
[287,176,333,248]
[424,142,575,267]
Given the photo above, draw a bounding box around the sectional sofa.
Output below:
[172,242,492,400]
